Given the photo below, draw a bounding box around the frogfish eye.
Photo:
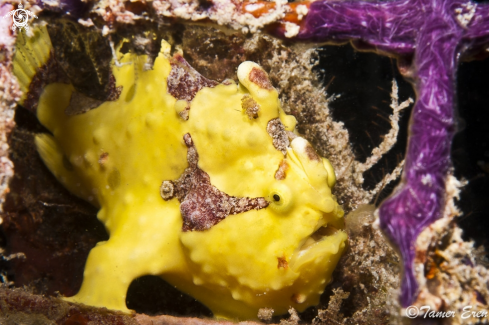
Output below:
[269,184,293,213]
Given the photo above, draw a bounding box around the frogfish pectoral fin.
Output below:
[35,133,92,203]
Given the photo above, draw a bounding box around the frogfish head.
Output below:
[178,61,347,318]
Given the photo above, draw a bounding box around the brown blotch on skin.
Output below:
[241,94,260,119]
[98,152,109,167]
[249,67,273,90]
[178,103,191,121]
[105,74,123,101]
[22,55,69,112]
[275,160,289,180]
[291,293,306,304]
[160,181,175,200]
[66,92,104,116]
[277,255,288,269]
[267,118,289,155]
[163,133,269,231]
[168,54,218,103]
[305,144,321,162]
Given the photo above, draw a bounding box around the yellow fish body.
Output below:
[15,27,347,320]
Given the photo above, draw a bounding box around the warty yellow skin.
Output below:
[19,30,347,320]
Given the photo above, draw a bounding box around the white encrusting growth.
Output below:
[455,2,477,28]
[296,5,308,20]
[352,80,413,187]
[284,22,300,38]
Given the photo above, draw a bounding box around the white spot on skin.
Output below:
[84,151,96,167]
[72,155,84,167]
[193,276,204,285]
[222,129,233,141]
[244,161,254,170]
[145,113,157,128]
[231,291,242,300]
[139,216,147,225]
[246,131,259,146]
[207,122,219,138]
[124,194,134,204]
[143,174,151,185]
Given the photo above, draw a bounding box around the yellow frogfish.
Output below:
[13,26,347,320]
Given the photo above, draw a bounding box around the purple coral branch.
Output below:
[293,0,489,307]
[379,4,460,305]
[298,0,421,55]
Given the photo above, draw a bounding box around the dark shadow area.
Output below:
[453,58,489,252]
[314,43,415,203]
[126,275,213,317]
[1,105,108,296]
[0,223,11,284]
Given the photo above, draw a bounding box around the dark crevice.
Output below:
[126,276,213,317]
[453,57,489,253]
[313,43,414,201]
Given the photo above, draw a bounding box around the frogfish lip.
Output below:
[289,223,346,272]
